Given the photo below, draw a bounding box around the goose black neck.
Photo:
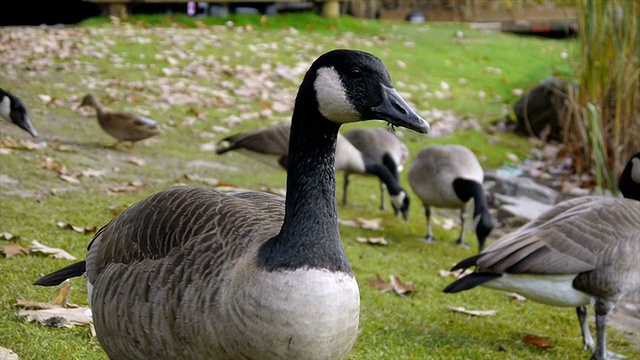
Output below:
[453,178,494,250]
[258,104,353,274]
[365,162,403,195]
[619,157,640,201]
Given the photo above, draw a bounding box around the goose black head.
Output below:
[619,152,640,201]
[305,49,430,134]
[0,89,37,138]
[391,190,410,221]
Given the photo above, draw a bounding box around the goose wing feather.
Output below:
[476,196,640,275]
[85,186,285,285]
[218,123,291,155]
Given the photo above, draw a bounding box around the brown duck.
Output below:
[79,94,161,149]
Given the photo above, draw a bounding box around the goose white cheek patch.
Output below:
[314,67,360,124]
[0,97,10,121]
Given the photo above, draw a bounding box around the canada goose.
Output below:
[619,152,640,201]
[443,195,640,360]
[342,128,409,214]
[0,88,38,137]
[78,94,161,149]
[35,49,430,360]
[217,123,411,219]
[408,144,493,251]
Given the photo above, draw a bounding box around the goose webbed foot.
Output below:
[420,235,438,244]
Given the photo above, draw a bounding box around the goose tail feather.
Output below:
[34,261,86,286]
[443,272,501,293]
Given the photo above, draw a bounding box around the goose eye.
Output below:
[349,68,362,80]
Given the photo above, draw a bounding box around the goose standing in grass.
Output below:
[78,94,161,149]
[217,123,412,219]
[408,144,493,251]
[0,88,38,137]
[342,128,409,215]
[35,49,430,360]
[618,152,640,201]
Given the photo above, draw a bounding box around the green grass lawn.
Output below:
[1,12,634,360]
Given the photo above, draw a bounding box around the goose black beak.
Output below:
[15,114,38,138]
[373,85,430,134]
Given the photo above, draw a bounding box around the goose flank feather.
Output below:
[36,49,430,360]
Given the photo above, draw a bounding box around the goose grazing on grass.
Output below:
[35,49,430,360]
[342,128,410,217]
[78,94,161,150]
[217,123,412,219]
[0,88,38,137]
[619,152,640,201]
[408,144,493,251]
[443,192,640,360]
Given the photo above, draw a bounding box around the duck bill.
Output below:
[373,85,430,134]
[16,115,38,137]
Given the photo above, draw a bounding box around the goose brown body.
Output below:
[36,49,430,359]
[79,94,161,148]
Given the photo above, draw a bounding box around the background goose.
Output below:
[79,94,161,149]
[408,144,493,251]
[443,195,640,360]
[35,49,430,360]
[217,123,412,219]
[619,152,640,201]
[342,128,409,214]
[0,88,38,137]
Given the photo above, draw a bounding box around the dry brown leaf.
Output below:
[80,169,107,178]
[338,217,382,230]
[40,157,65,173]
[448,306,497,317]
[56,222,97,234]
[107,185,142,194]
[365,274,394,292]
[366,274,416,295]
[59,174,80,184]
[356,237,388,246]
[1,243,28,258]
[1,137,46,151]
[184,174,219,186]
[520,334,553,350]
[28,240,77,260]
[19,307,92,328]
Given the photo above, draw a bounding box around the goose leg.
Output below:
[379,181,387,211]
[591,300,624,360]
[342,173,350,206]
[455,209,469,248]
[422,207,437,243]
[577,306,595,350]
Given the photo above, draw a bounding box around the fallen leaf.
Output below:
[28,240,77,260]
[80,168,107,178]
[19,307,92,328]
[356,237,389,246]
[126,157,146,166]
[365,274,394,292]
[448,306,497,317]
[389,275,416,294]
[438,268,473,278]
[0,232,17,240]
[366,274,416,295]
[183,174,219,186]
[1,243,28,258]
[40,157,65,173]
[505,292,527,302]
[56,222,97,234]
[265,187,286,197]
[0,347,19,360]
[519,334,553,350]
[59,174,80,184]
[338,218,382,230]
[1,137,47,151]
